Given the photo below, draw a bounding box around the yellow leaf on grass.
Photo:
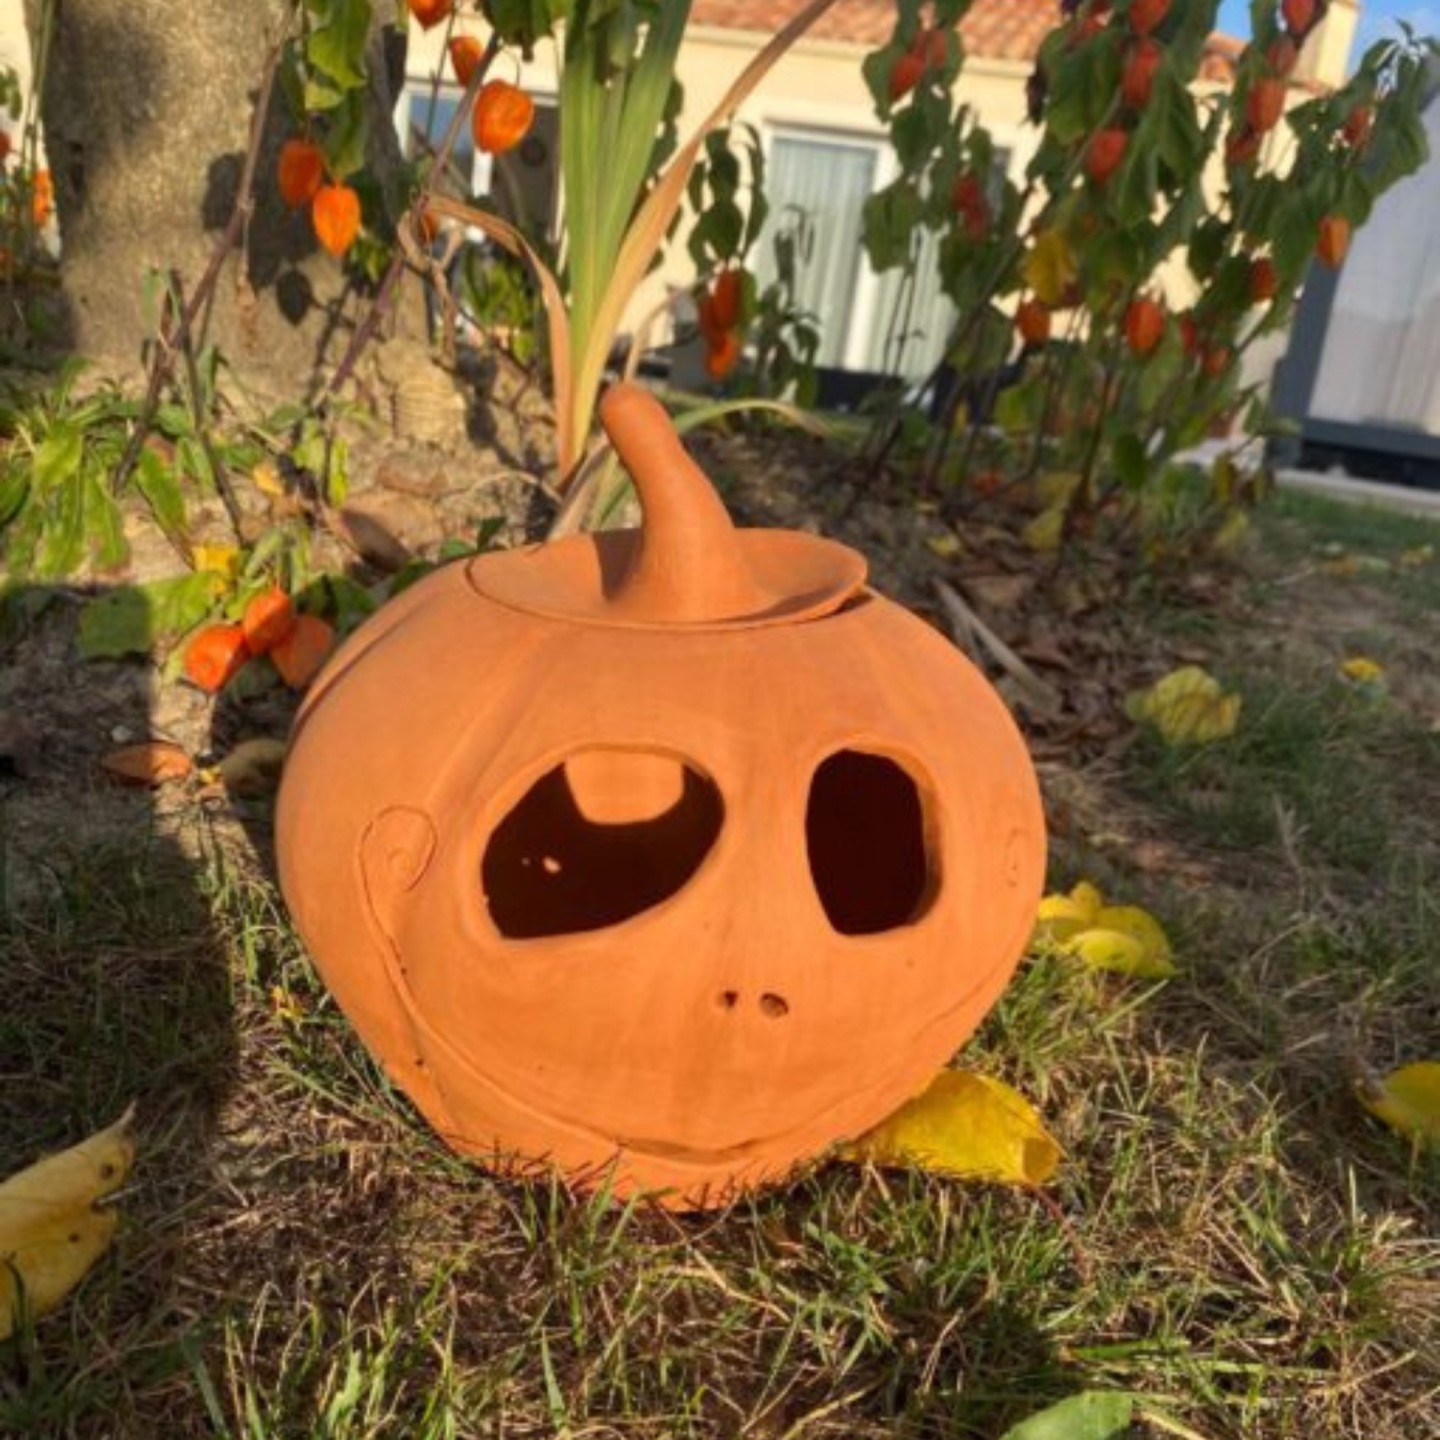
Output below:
[926,532,963,560]
[844,1070,1061,1186]
[1022,229,1078,308]
[192,543,242,581]
[1127,665,1241,745]
[1210,508,1251,554]
[1034,881,1104,943]
[1339,655,1384,686]
[0,1108,136,1338]
[1398,544,1434,570]
[1356,1062,1440,1148]
[1023,506,1065,553]
[1035,884,1176,978]
[1072,905,1176,978]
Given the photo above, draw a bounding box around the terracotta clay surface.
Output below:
[275,383,1046,1209]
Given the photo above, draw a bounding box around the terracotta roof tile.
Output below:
[689,1,1059,58]
[690,1,1240,78]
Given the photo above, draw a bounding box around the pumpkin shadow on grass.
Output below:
[0,583,240,1435]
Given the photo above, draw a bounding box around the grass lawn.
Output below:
[2,487,1438,1439]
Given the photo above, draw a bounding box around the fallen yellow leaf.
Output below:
[1023,505,1065,553]
[1127,666,1241,745]
[1071,923,1176,979]
[1338,655,1384,686]
[1210,508,1251,554]
[1356,1061,1440,1148]
[1034,884,1176,978]
[843,1070,1061,1186]
[926,532,963,560]
[1034,880,1104,943]
[1398,544,1433,570]
[1022,229,1078,308]
[0,1108,136,1339]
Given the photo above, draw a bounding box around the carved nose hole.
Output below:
[717,989,739,1011]
[759,993,789,1019]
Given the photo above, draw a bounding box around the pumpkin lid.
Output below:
[467,383,867,631]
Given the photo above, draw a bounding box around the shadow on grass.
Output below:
[0,587,236,1434]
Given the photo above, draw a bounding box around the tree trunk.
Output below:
[28,0,422,399]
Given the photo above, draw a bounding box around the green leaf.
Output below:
[1136,324,1184,413]
[36,475,87,578]
[307,0,370,90]
[135,448,189,538]
[77,573,221,660]
[891,104,934,173]
[324,91,370,182]
[995,377,1044,435]
[1112,432,1147,490]
[998,1391,1136,1440]
[84,472,128,571]
[1045,35,1122,146]
[861,180,923,273]
[31,421,83,493]
[483,0,567,57]
[303,75,346,113]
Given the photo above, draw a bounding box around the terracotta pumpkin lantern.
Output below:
[276,384,1045,1209]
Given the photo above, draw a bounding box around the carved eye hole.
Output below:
[482,749,723,939]
[806,750,936,935]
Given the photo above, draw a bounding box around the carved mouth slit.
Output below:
[483,750,723,938]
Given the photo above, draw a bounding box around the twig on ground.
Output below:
[933,577,1063,716]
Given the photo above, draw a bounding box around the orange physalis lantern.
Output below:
[473,80,535,155]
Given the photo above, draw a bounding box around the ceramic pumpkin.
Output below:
[276,384,1045,1209]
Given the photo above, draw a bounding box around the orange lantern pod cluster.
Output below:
[276,383,1046,1210]
[184,589,334,695]
[277,139,361,258]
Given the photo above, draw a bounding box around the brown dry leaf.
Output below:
[961,572,1036,613]
[101,741,193,787]
[1017,634,1074,673]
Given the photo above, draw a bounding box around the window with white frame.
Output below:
[755,123,1010,380]
[754,129,880,369]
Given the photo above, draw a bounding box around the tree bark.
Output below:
[28,0,421,398]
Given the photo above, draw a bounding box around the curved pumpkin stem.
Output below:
[598,382,775,623]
